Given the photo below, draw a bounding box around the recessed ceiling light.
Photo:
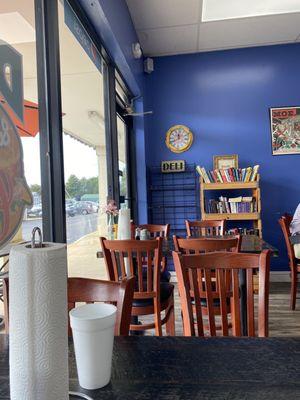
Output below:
[202,0,300,22]
[0,12,35,44]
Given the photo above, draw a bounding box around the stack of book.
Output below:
[206,196,257,214]
[196,165,259,183]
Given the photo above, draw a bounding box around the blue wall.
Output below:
[144,43,300,271]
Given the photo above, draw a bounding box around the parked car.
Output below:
[76,201,94,215]
[65,201,94,216]
[66,203,76,217]
[28,204,42,218]
[84,201,99,213]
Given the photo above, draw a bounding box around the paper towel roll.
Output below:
[9,242,69,400]
[117,208,131,240]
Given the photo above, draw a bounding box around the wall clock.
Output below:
[165,125,193,153]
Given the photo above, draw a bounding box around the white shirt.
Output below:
[290,203,300,235]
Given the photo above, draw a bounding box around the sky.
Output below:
[21,133,99,186]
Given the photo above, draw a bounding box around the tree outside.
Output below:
[65,174,99,199]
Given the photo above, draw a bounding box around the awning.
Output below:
[0,96,39,137]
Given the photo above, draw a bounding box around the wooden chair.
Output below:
[185,220,225,237]
[173,236,241,330]
[173,250,271,337]
[278,215,300,310]
[3,276,135,336]
[100,237,175,336]
[131,223,170,274]
[137,224,170,238]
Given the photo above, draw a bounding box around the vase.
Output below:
[107,214,115,240]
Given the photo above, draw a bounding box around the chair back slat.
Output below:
[203,268,216,336]
[185,220,225,237]
[217,269,229,336]
[119,252,127,278]
[100,238,162,300]
[258,250,270,337]
[128,251,135,276]
[137,252,143,292]
[190,269,204,336]
[246,268,255,337]
[146,250,153,292]
[231,269,241,336]
[173,250,271,337]
[111,251,119,280]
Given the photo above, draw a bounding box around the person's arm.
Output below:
[290,203,300,235]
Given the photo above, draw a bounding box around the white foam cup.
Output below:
[70,303,117,390]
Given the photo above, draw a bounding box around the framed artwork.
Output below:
[213,154,238,170]
[270,106,300,155]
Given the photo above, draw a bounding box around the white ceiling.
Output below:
[126,0,300,57]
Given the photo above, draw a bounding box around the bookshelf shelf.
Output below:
[200,174,262,236]
[202,181,259,190]
[202,212,260,221]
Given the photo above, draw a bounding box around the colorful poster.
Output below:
[0,104,32,248]
[270,106,300,155]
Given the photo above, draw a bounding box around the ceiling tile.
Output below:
[138,25,198,56]
[202,0,300,22]
[198,13,300,51]
[126,0,201,30]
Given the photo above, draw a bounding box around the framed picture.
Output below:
[270,106,300,155]
[213,154,238,169]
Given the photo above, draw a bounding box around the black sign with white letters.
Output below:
[0,40,24,122]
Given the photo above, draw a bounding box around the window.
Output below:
[58,0,108,278]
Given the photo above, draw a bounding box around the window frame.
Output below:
[33,0,137,243]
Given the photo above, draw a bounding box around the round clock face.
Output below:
[165,125,193,153]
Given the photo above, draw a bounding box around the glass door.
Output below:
[58,0,108,279]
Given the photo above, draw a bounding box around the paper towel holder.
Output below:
[26,227,48,249]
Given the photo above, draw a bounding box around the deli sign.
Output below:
[161,160,185,173]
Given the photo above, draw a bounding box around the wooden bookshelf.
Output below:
[200,174,262,237]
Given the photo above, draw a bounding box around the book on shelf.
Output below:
[205,196,257,214]
[196,165,259,183]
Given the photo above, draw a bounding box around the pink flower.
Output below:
[102,199,119,216]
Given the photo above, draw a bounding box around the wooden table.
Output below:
[96,235,279,258]
[1,335,300,399]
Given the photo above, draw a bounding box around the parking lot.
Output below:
[22,213,98,243]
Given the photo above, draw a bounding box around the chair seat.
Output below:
[133,282,174,307]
